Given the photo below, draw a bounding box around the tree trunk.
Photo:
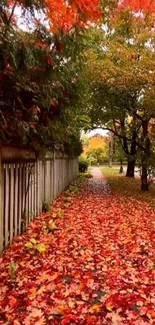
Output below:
[109,132,113,167]
[109,155,112,168]
[141,165,149,191]
[125,129,137,178]
[119,158,123,173]
[140,119,150,192]
[126,159,135,177]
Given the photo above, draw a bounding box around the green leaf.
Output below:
[10,262,17,273]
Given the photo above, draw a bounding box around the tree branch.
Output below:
[91,125,131,141]
[4,0,18,36]
[91,124,146,152]
[8,1,17,23]
[133,112,143,121]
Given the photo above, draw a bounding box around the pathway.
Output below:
[0,168,155,325]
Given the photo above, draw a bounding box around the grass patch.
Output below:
[69,172,93,191]
[78,171,93,179]
[101,165,125,176]
[101,166,155,208]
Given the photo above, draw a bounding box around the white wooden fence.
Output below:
[0,148,78,252]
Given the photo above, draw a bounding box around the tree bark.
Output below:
[141,165,149,191]
[109,132,113,167]
[125,130,137,178]
[119,158,123,173]
[126,159,135,177]
[141,119,150,192]
[109,144,112,167]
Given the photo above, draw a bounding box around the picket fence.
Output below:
[0,147,78,253]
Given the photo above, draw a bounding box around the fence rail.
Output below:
[0,148,78,252]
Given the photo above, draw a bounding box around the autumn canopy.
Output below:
[45,0,101,32]
[119,0,155,11]
[1,0,155,189]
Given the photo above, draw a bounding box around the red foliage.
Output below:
[7,0,101,33]
[44,0,101,32]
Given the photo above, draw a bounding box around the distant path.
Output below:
[0,168,155,324]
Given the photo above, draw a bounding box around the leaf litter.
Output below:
[0,168,155,324]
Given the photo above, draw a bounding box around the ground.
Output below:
[0,168,155,325]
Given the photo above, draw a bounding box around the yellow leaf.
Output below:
[36,243,47,254]
[20,261,25,267]
[90,304,101,313]
[49,220,58,230]
[106,303,113,311]
[25,242,33,249]
[68,299,76,309]
[30,238,37,245]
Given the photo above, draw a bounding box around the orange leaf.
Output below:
[8,296,17,308]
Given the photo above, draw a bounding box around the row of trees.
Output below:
[84,0,155,190]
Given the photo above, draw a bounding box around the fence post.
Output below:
[0,148,4,252]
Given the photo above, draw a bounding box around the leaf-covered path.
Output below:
[0,168,155,325]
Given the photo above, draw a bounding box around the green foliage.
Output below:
[68,184,79,194]
[79,161,88,172]
[0,2,91,155]
[64,135,83,157]
[114,137,126,163]
[101,166,123,177]
[78,156,89,172]
[81,135,89,148]
[9,262,17,279]
[42,201,51,213]
[79,156,88,163]
[87,147,107,164]
[84,172,93,178]
[84,7,155,189]
[87,156,97,165]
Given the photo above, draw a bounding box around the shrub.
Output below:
[79,161,88,172]
[78,156,88,172]
[87,156,97,166]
